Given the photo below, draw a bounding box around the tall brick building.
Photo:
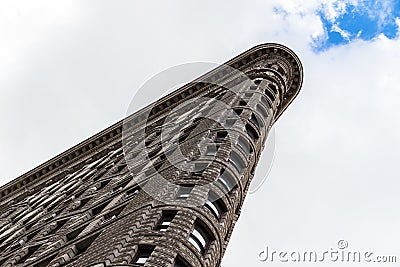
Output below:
[0,43,303,267]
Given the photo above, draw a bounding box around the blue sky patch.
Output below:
[312,0,400,51]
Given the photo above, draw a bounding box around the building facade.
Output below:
[0,43,303,267]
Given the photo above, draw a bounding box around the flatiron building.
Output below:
[0,43,303,267]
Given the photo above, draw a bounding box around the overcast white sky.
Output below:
[1,1,400,266]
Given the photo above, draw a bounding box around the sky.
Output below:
[1,0,400,266]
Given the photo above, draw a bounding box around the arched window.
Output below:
[250,113,262,129]
[264,89,276,102]
[268,83,277,93]
[256,104,269,118]
[205,191,227,221]
[229,151,246,173]
[246,124,259,142]
[260,95,270,109]
[237,136,252,155]
[217,168,237,193]
[253,78,262,85]
[188,220,214,254]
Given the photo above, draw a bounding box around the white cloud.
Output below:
[0,1,81,92]
[321,0,349,22]
[331,24,351,39]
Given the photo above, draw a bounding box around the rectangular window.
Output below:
[156,210,178,232]
[66,224,87,242]
[48,218,69,235]
[68,232,101,264]
[205,145,219,156]
[91,201,110,217]
[176,185,194,199]
[125,186,140,200]
[101,204,126,225]
[225,118,236,127]
[133,245,155,265]
[192,163,209,177]
[215,131,228,143]
[174,255,190,267]
[17,245,41,263]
